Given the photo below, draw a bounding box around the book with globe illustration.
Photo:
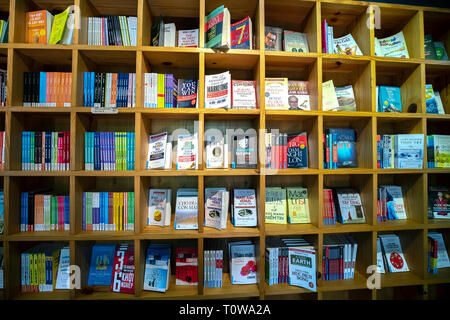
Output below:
[204,188,229,230]
[232,189,257,227]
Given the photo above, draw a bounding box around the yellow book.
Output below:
[49,7,70,44]
[119,192,124,230]
[286,187,310,224]
[265,188,287,224]
[33,252,38,292]
[40,252,45,292]
[113,193,118,231]
[157,73,165,108]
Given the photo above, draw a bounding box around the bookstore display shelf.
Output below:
[0,0,449,300]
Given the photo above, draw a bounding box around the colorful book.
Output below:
[230,16,252,49]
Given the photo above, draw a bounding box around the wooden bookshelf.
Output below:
[0,0,449,300]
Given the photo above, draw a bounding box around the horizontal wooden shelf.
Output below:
[318,271,368,292]
[140,275,198,300]
[380,272,424,288]
[203,273,260,299]
[202,220,260,238]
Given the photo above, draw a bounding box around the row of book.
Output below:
[377,134,424,169]
[204,250,223,288]
[323,128,358,169]
[266,188,310,224]
[151,16,198,48]
[323,235,358,281]
[427,135,450,168]
[84,132,135,171]
[23,72,72,107]
[264,131,308,169]
[26,8,74,45]
[20,193,70,232]
[83,72,136,108]
[322,21,363,55]
[21,132,70,171]
[264,78,310,110]
[377,186,406,222]
[0,131,5,170]
[322,80,356,112]
[143,74,198,108]
[88,16,137,46]
[20,244,70,292]
[322,188,366,225]
[0,70,6,106]
[424,34,449,60]
[265,27,309,52]
[83,192,135,231]
[427,232,450,274]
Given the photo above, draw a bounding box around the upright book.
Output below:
[232,189,257,227]
[205,71,231,109]
[265,78,288,109]
[283,31,309,52]
[205,5,230,49]
[230,16,252,49]
[287,81,310,110]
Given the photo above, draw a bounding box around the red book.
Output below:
[66,131,70,170]
[321,20,327,53]
[323,189,328,225]
[57,132,63,170]
[329,190,336,224]
[283,133,287,169]
[57,196,63,231]
[111,244,135,294]
[176,247,198,285]
[325,134,330,169]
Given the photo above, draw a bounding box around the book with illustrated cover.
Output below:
[265,78,288,109]
[326,128,358,168]
[379,185,407,220]
[335,85,357,111]
[424,34,438,60]
[333,33,363,55]
[26,10,54,44]
[434,91,445,114]
[265,26,283,51]
[287,81,310,110]
[378,86,402,113]
[283,31,309,52]
[151,14,164,46]
[204,189,224,230]
[176,247,198,285]
[206,135,224,168]
[148,189,172,227]
[176,133,198,170]
[428,186,450,219]
[143,244,170,292]
[265,188,287,224]
[110,243,135,294]
[379,234,409,273]
[174,189,198,230]
[286,187,310,224]
[205,5,230,49]
[434,41,449,60]
[229,243,257,284]
[426,84,438,114]
[230,16,252,49]
[394,134,424,169]
[334,188,366,224]
[377,31,409,58]
[88,244,116,286]
[288,247,316,291]
[205,71,231,109]
[232,189,257,227]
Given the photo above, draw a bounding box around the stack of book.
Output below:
[175,247,198,285]
[377,234,410,273]
[148,189,172,227]
[0,70,6,106]
[26,8,74,45]
[84,72,136,108]
[322,188,366,225]
[376,86,402,113]
[0,131,5,170]
[428,186,450,220]
[23,72,72,107]
[424,34,449,61]
[265,78,310,110]
[21,244,71,292]
[427,135,450,168]
[174,189,198,230]
[375,31,410,58]
[377,134,424,169]
[323,128,358,169]
[322,80,357,111]
[427,232,450,274]
[265,187,310,225]
[88,16,137,46]
[377,185,407,222]
[321,20,362,55]
[84,132,135,171]
[323,235,358,280]
[82,192,135,231]
[20,192,70,231]
[264,26,308,52]
[265,132,308,169]
[204,249,223,288]
[143,243,171,292]
[21,131,70,171]
[151,15,199,48]
[229,241,257,285]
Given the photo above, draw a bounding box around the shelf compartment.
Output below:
[423,10,450,63]
[322,58,372,112]
[427,173,450,223]
[320,1,371,56]
[321,288,372,299]
[425,228,450,283]
[376,284,424,299]
[425,64,450,115]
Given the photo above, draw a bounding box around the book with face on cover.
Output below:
[265,26,283,51]
[287,81,310,110]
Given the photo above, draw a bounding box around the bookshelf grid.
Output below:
[0,0,448,300]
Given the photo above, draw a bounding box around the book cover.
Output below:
[334,188,366,224]
[163,23,176,47]
[286,187,310,224]
[233,189,257,227]
[326,128,358,168]
[424,34,438,60]
[283,30,309,53]
[148,189,169,226]
[333,33,363,55]
[178,29,199,47]
[147,132,167,169]
[434,41,449,60]
[231,80,257,109]
[265,26,283,51]
[428,186,450,219]
[205,5,230,49]
[176,247,198,285]
[143,245,170,292]
[230,16,252,49]
[428,232,450,268]
[287,81,310,110]
[286,133,308,169]
[177,78,198,108]
[379,234,410,272]
[232,134,257,169]
[110,245,135,294]
[394,134,424,169]
[204,189,223,230]
[335,85,357,111]
[206,135,224,168]
[174,189,198,230]
[376,238,386,274]
[322,80,340,111]
[49,7,70,45]
[205,71,231,109]
[176,133,198,170]
[230,244,257,284]
[434,91,445,114]
[288,247,316,291]
[26,10,54,44]
[433,135,450,168]
[151,14,164,46]
[378,86,402,112]
[382,186,407,220]
[426,84,438,114]
[265,78,288,109]
[88,244,116,286]
[377,31,409,58]
[265,188,287,224]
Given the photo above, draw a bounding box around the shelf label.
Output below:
[91,107,119,114]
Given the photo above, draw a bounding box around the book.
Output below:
[205,5,230,49]
[229,243,257,284]
[176,133,198,170]
[232,189,257,227]
[163,23,176,47]
[334,188,366,224]
[265,188,287,224]
[286,187,310,224]
[232,133,257,169]
[286,133,308,169]
[151,14,164,46]
[265,78,288,109]
[147,132,167,169]
[54,247,70,289]
[204,250,223,288]
[26,10,54,44]
[434,91,445,114]
[87,15,135,46]
[204,189,225,230]
[428,186,450,219]
[230,16,252,49]
[176,247,198,285]
[434,41,449,60]
[287,81,310,110]
[110,244,135,293]
[205,71,231,109]
[428,232,450,269]
[206,134,224,168]
[283,31,309,53]
[178,29,199,47]
[174,189,198,230]
[376,238,386,273]
[379,234,410,273]
[0,18,9,43]
[231,80,257,109]
[23,72,72,107]
[322,80,340,111]
[143,244,170,292]
[424,34,438,60]
[378,86,402,112]
[84,72,136,107]
[0,247,3,289]
[377,31,409,58]
[333,33,363,55]
[265,26,283,51]
[325,128,358,168]
[60,13,74,44]
[177,78,198,108]
[288,247,316,291]
[426,84,439,114]
[394,134,424,169]
[431,135,450,168]
[380,185,407,220]
[335,85,357,111]
[148,189,172,226]
[49,7,70,45]
[88,244,116,285]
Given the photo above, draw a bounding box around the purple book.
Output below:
[128,73,132,107]
[112,132,116,171]
[83,192,86,231]
[172,75,178,108]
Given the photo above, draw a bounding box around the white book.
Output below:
[233,189,257,227]
[178,29,199,47]
[92,192,100,231]
[428,232,450,268]
[55,247,70,289]
[147,132,167,169]
[322,80,340,111]
[163,23,176,47]
[148,189,169,227]
[374,37,382,56]
[127,17,138,46]
[378,31,409,58]
[206,135,224,168]
[152,73,158,108]
[288,247,316,291]
[223,134,229,169]
[205,189,224,230]
[376,237,385,273]
[61,13,74,45]
[265,78,289,109]
[88,17,92,45]
[176,133,198,170]
[434,91,445,114]
[205,71,231,109]
[379,234,409,272]
[164,135,173,169]
[394,134,424,169]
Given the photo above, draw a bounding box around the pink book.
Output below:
[57,196,64,231]
[124,192,128,230]
[108,192,113,231]
[322,20,327,53]
[58,132,63,171]
[102,18,106,46]
[65,132,70,170]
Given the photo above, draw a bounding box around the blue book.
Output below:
[230,17,251,49]
[39,72,46,106]
[45,132,51,170]
[64,196,70,230]
[84,72,88,106]
[95,132,100,170]
[177,78,198,108]
[131,132,135,170]
[88,244,116,285]
[82,192,86,231]
[426,84,439,114]
[427,135,434,168]
[90,72,95,106]
[144,245,171,292]
[326,128,358,168]
[378,86,402,112]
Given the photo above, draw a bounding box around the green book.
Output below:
[425,34,438,60]
[265,188,287,224]
[51,196,57,230]
[286,187,310,224]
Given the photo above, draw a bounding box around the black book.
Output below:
[114,16,122,46]
[28,192,34,230]
[100,73,106,107]
[94,72,100,107]
[34,72,39,106]
[23,72,28,105]
[151,14,164,46]
[106,16,113,46]
[232,134,257,169]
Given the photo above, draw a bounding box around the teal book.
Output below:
[378,86,402,112]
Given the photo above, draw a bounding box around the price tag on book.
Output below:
[91,107,119,114]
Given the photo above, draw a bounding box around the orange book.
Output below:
[65,73,72,107]
[26,10,54,44]
[111,73,118,107]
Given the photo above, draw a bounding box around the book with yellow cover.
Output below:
[26,10,54,44]
[287,187,310,224]
[157,73,165,108]
[265,187,287,224]
[49,7,70,44]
